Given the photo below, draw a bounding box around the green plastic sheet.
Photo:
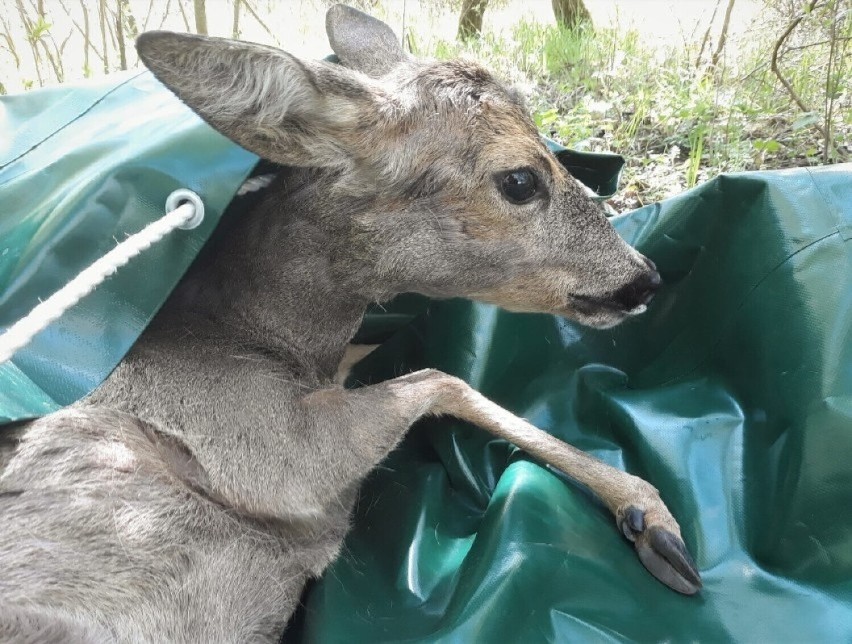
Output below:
[292,164,852,642]
[3,74,852,642]
[0,71,257,422]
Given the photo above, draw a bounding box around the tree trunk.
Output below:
[116,0,126,70]
[551,0,592,29]
[457,0,489,40]
[710,0,736,67]
[79,0,90,75]
[98,0,109,73]
[232,0,241,38]
[193,0,207,35]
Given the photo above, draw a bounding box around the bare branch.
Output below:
[823,0,840,162]
[141,0,155,33]
[711,0,736,67]
[695,0,722,68]
[175,0,191,32]
[0,11,22,69]
[116,0,126,70]
[58,29,72,56]
[98,0,109,73]
[15,0,44,86]
[54,0,105,65]
[770,0,828,137]
[232,0,240,39]
[785,35,852,51]
[27,0,65,82]
[157,0,173,30]
[239,0,280,46]
[192,0,207,35]
[104,2,118,51]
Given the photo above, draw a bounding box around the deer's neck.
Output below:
[150,167,376,383]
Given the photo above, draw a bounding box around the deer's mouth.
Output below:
[567,266,660,325]
[570,294,648,317]
[563,294,648,329]
[467,273,652,329]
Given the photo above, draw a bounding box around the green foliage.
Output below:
[27,16,51,43]
[686,126,707,188]
[2,0,846,206]
[424,9,850,207]
[753,139,782,153]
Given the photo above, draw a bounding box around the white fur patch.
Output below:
[237,174,277,196]
[96,441,137,471]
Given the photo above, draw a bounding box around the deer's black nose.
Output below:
[642,256,658,272]
[613,268,662,311]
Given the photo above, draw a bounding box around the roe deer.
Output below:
[0,5,700,641]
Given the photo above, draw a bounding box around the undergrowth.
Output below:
[4,0,848,210]
[418,12,851,211]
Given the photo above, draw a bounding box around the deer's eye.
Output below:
[499,169,539,204]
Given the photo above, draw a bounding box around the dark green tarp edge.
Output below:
[2,74,852,642]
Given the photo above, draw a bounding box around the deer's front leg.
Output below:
[302,368,701,595]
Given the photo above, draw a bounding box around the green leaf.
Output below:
[792,112,821,131]
[28,16,51,42]
[534,108,559,128]
[754,139,782,153]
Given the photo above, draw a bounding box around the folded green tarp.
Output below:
[3,73,852,642]
[297,162,852,642]
[0,71,257,422]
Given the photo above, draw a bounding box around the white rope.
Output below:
[0,190,206,366]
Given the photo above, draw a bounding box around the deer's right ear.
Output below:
[136,31,387,167]
[326,4,410,77]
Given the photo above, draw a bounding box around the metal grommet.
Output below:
[165,189,205,230]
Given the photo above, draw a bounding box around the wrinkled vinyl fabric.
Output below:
[294,165,852,642]
[3,78,852,642]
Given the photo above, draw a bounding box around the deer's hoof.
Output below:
[618,505,702,595]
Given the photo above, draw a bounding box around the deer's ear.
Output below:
[326,4,410,77]
[136,31,387,167]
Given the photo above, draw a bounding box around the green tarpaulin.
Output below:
[2,72,852,642]
[0,71,257,422]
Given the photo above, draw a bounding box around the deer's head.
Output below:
[136,5,660,329]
